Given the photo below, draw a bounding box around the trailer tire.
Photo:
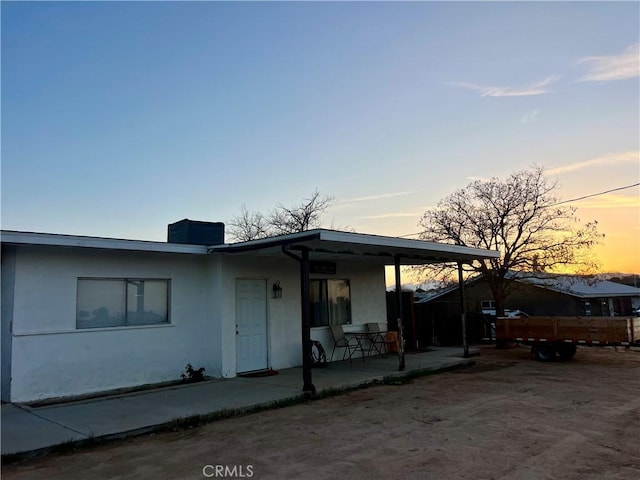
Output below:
[556,343,577,361]
[533,343,556,362]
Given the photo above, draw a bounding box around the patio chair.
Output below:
[366,323,388,357]
[330,325,365,363]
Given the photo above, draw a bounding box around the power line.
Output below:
[398,182,640,239]
[550,182,639,206]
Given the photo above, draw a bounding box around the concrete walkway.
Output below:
[1,347,475,457]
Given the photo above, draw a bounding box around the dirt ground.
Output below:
[3,345,640,480]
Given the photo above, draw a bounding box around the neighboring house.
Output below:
[508,275,640,317]
[0,220,498,403]
[413,273,640,347]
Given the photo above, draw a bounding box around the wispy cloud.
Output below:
[572,194,639,209]
[465,176,491,182]
[520,109,540,124]
[448,75,560,97]
[546,151,639,175]
[359,210,426,220]
[335,191,414,208]
[576,44,639,82]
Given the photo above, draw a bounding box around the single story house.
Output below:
[1,220,499,403]
[413,273,640,346]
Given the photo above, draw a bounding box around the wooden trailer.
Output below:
[495,316,640,361]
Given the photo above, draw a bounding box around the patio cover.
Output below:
[212,229,500,395]
[209,229,498,265]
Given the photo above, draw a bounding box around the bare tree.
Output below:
[269,190,334,235]
[416,167,603,315]
[227,190,335,242]
[227,205,272,242]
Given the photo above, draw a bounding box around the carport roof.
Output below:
[210,229,500,265]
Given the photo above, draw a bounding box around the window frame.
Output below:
[309,278,352,328]
[481,300,496,309]
[76,277,171,329]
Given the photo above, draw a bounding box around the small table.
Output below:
[344,332,370,360]
[344,331,389,358]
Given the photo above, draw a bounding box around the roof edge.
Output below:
[1,230,208,254]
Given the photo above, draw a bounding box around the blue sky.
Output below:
[2,1,639,272]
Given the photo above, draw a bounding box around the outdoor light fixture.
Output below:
[272,281,283,299]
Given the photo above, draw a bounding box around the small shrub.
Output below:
[181,363,206,383]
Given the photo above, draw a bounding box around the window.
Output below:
[310,279,351,328]
[481,300,496,309]
[77,279,170,329]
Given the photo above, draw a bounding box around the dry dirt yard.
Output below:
[3,345,640,480]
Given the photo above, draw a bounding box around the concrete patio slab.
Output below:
[1,347,475,457]
[1,404,88,455]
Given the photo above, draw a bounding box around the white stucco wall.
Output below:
[1,245,16,402]
[9,246,219,402]
[309,261,388,361]
[217,256,301,377]
[6,244,389,402]
[218,256,388,375]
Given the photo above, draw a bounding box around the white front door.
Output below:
[236,279,268,373]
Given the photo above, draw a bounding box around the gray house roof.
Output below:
[0,230,208,254]
[413,273,640,304]
[518,275,640,299]
[414,285,463,304]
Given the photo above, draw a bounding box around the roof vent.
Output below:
[168,219,225,246]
